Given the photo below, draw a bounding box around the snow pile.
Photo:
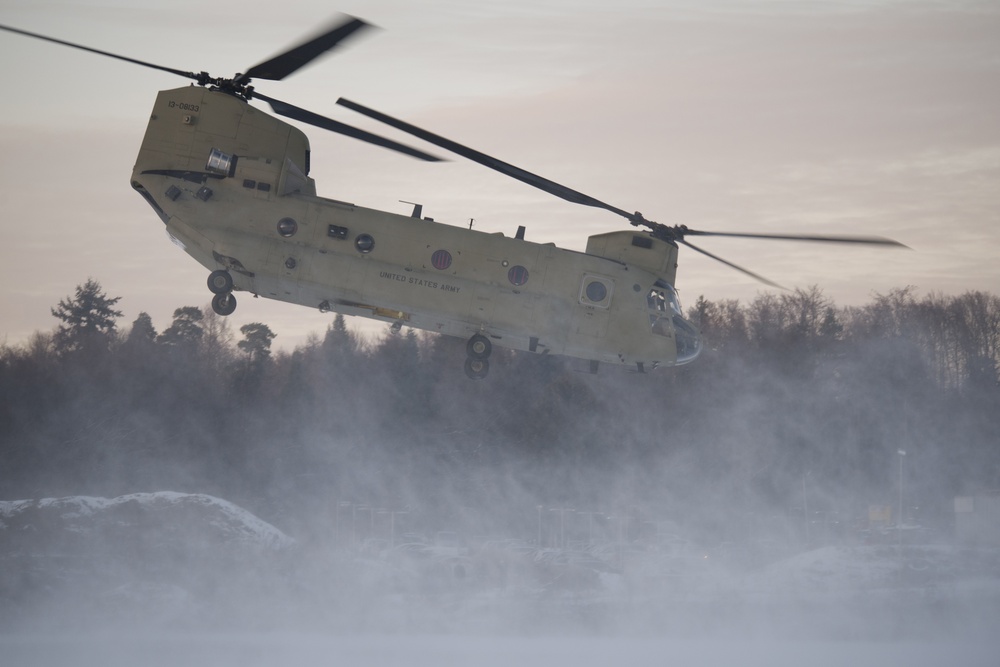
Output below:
[0,492,298,633]
[0,492,293,551]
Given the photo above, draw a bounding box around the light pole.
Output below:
[351,502,357,549]
[897,450,906,549]
[803,471,810,546]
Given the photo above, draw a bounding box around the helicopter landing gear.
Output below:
[208,270,236,315]
[464,333,492,379]
[207,269,233,295]
[211,291,237,316]
[467,334,492,360]
[464,357,490,380]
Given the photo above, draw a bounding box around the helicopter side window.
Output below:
[649,314,672,337]
[647,289,669,337]
[647,280,683,337]
[666,289,682,316]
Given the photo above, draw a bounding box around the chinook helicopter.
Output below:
[1,17,903,379]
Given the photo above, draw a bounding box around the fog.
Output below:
[1,289,999,665]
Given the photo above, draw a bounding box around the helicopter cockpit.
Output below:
[647,279,702,364]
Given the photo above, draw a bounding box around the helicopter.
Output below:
[1,16,904,379]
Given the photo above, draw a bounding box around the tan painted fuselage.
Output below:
[131,86,701,370]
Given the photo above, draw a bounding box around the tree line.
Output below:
[1,280,998,544]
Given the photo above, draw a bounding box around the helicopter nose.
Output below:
[673,315,702,364]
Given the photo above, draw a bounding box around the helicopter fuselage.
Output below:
[130,86,702,370]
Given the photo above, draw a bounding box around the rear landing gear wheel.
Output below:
[467,334,492,360]
[207,269,233,295]
[212,291,237,316]
[464,357,490,380]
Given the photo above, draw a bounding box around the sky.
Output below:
[1,0,997,351]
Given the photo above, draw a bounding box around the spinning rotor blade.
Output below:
[240,16,370,82]
[337,98,907,287]
[2,20,435,160]
[337,98,637,221]
[0,23,203,82]
[679,228,908,247]
[673,226,907,287]
[678,239,784,289]
[254,93,441,161]
[3,16,371,90]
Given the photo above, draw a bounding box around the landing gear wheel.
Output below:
[211,292,237,316]
[467,334,492,360]
[464,357,490,380]
[207,269,234,295]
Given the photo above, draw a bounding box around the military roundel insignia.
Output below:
[431,249,453,270]
[508,265,529,286]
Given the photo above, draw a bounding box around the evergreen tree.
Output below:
[125,312,157,347]
[819,307,844,340]
[322,314,360,361]
[158,306,204,348]
[238,322,276,364]
[50,278,122,355]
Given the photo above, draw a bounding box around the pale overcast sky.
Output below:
[1,0,997,351]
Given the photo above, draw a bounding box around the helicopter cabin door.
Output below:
[259,206,318,301]
[572,274,614,339]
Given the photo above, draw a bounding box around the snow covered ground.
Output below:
[2,634,996,667]
[2,493,997,665]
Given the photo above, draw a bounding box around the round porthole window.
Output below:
[585,280,608,303]
[507,265,529,286]
[355,233,375,253]
[277,217,298,237]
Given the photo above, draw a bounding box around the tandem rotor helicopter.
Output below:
[1,16,904,379]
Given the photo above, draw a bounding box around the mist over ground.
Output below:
[1,284,998,664]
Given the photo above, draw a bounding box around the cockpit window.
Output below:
[647,279,682,316]
[648,279,696,352]
[647,289,667,312]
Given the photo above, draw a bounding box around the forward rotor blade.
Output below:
[679,239,784,289]
[0,23,201,81]
[681,229,908,247]
[241,16,370,82]
[337,97,636,220]
[254,92,442,162]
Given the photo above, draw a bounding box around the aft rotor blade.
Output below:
[241,16,370,82]
[337,97,636,220]
[681,229,908,247]
[254,92,442,162]
[0,23,201,81]
[679,239,784,289]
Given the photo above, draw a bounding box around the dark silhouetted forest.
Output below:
[1,282,998,546]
